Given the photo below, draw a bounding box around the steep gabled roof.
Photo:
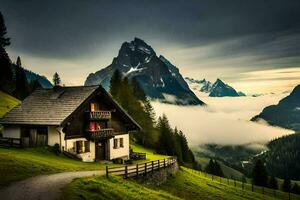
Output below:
[0,85,141,130]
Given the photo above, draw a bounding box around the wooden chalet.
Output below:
[0,85,141,162]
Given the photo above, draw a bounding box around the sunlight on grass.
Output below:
[130,143,169,163]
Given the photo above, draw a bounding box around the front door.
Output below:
[95,141,106,161]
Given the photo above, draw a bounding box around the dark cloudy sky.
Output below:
[1,0,300,93]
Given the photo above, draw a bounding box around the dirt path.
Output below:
[0,170,105,200]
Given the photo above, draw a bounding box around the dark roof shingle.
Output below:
[0,86,98,125]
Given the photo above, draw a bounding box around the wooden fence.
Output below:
[189,169,300,200]
[0,137,22,147]
[106,157,177,179]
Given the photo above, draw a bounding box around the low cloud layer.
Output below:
[152,93,292,146]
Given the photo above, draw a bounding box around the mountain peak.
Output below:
[291,84,300,97]
[209,79,240,97]
[85,38,204,105]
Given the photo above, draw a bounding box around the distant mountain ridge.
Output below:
[251,84,300,131]
[185,77,245,97]
[11,64,52,88]
[85,38,204,105]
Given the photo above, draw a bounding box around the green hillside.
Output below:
[0,147,112,187]
[0,91,20,135]
[196,156,245,181]
[62,167,298,200]
[0,91,20,118]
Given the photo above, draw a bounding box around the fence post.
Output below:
[158,160,160,169]
[144,163,147,174]
[125,166,128,179]
[106,166,108,178]
[164,159,166,167]
[152,161,154,172]
[136,164,139,177]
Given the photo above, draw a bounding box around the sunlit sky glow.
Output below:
[1,0,300,94]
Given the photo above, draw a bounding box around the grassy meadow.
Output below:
[62,166,299,200]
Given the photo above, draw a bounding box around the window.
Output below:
[84,141,90,152]
[90,103,99,111]
[120,138,124,148]
[76,141,83,154]
[113,138,124,149]
[76,141,90,153]
[113,139,118,149]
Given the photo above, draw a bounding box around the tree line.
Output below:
[109,69,200,169]
[252,158,300,194]
[0,11,41,100]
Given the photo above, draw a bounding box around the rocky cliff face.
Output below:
[85,38,204,105]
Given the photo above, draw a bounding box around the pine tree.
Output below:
[173,127,183,163]
[282,179,291,192]
[214,160,224,177]
[0,11,13,92]
[252,159,268,187]
[157,114,174,155]
[179,130,192,163]
[16,56,21,67]
[109,69,122,101]
[53,72,61,86]
[268,176,278,189]
[205,159,215,174]
[0,11,10,48]
[13,61,30,100]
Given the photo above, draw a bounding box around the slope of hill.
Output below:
[192,143,266,177]
[252,84,300,131]
[195,156,245,181]
[11,64,52,88]
[85,38,204,105]
[0,91,20,117]
[62,167,288,200]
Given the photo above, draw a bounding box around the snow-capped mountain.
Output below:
[85,38,204,105]
[209,79,240,97]
[185,77,245,97]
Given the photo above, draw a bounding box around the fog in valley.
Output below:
[152,93,292,146]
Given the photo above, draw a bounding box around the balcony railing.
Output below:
[87,111,111,120]
[87,128,114,140]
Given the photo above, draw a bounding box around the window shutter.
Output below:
[120,138,124,148]
[113,139,118,149]
[84,141,90,152]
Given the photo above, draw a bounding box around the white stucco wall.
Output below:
[47,126,60,146]
[109,134,129,160]
[2,126,21,138]
[65,138,95,162]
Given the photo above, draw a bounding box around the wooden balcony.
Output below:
[87,111,111,120]
[87,128,114,140]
